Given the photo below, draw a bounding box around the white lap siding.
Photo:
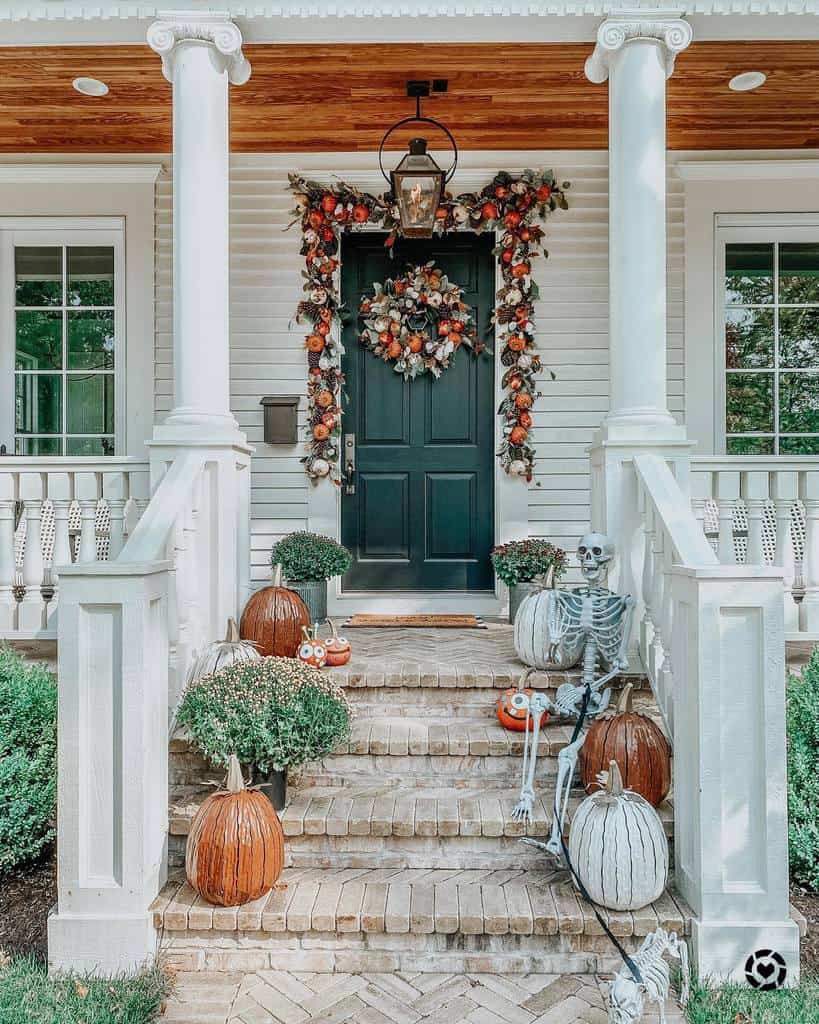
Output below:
[154,152,684,588]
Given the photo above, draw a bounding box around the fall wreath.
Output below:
[288,169,569,483]
[359,261,485,381]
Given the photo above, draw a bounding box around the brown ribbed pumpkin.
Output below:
[579,683,672,807]
[239,564,310,658]
[186,755,284,907]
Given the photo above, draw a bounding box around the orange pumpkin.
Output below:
[387,340,403,359]
[408,334,423,353]
[321,194,337,214]
[510,426,528,445]
[511,262,531,279]
[240,564,310,657]
[497,671,548,732]
[518,411,533,429]
[317,322,330,337]
[449,332,463,347]
[186,755,284,907]
[508,335,526,352]
[536,183,552,202]
[307,209,325,230]
[321,411,337,428]
[312,423,330,441]
[515,392,533,410]
[352,204,370,223]
[323,618,352,666]
[579,683,672,807]
[306,334,325,352]
[297,625,327,668]
[316,390,334,409]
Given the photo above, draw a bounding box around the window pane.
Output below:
[779,373,819,433]
[779,243,819,305]
[66,374,114,434]
[725,308,774,368]
[780,436,819,455]
[726,436,775,455]
[726,373,774,432]
[67,311,114,369]
[15,374,62,434]
[780,307,819,368]
[67,246,114,306]
[15,436,62,456]
[15,247,62,307]
[66,436,114,456]
[725,243,774,305]
[15,310,62,370]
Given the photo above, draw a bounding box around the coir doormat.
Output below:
[344,614,486,629]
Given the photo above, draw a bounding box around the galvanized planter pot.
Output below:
[288,579,328,624]
[250,766,288,812]
[509,581,538,624]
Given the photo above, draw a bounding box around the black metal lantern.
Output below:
[379,81,458,239]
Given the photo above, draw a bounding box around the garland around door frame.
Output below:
[287,169,569,484]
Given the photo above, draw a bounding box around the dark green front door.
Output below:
[340,233,495,592]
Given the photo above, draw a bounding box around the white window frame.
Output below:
[0,216,126,456]
[714,213,819,456]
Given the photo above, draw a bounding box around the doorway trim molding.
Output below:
[298,161,534,615]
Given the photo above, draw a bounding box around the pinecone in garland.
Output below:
[307,349,321,369]
[501,348,518,367]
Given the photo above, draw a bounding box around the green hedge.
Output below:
[787,647,819,890]
[0,647,57,874]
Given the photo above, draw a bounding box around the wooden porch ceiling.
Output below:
[1,40,818,152]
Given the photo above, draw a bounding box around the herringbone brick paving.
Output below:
[160,970,686,1023]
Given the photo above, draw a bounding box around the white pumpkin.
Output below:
[569,761,669,911]
[513,584,584,670]
[185,618,261,686]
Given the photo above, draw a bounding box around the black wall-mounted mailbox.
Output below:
[260,395,300,445]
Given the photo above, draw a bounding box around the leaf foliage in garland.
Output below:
[287,169,569,484]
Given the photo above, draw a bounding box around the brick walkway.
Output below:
[161,970,686,1024]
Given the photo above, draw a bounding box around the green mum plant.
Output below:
[490,539,568,588]
[270,530,352,583]
[176,657,352,773]
[787,647,819,890]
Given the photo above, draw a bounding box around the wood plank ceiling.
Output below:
[0,40,817,152]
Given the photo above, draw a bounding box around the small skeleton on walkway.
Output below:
[510,532,634,855]
[607,928,690,1024]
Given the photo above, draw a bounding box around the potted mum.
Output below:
[270,531,352,623]
[491,539,568,623]
[176,657,351,810]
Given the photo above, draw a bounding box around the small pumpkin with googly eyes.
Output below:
[323,618,352,667]
[297,625,327,668]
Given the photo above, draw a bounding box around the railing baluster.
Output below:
[715,471,740,564]
[18,473,45,633]
[639,482,655,664]
[104,472,127,560]
[772,470,799,633]
[75,472,100,563]
[0,474,15,633]
[741,469,769,566]
[46,472,73,633]
[800,469,819,635]
[649,516,666,683]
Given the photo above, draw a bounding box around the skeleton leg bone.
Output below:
[545,732,586,856]
[511,692,551,823]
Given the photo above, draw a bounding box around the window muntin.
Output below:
[14,245,116,456]
[724,240,819,455]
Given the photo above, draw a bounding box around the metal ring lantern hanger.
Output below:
[378,91,459,188]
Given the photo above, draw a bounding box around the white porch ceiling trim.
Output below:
[677,158,819,181]
[0,162,164,183]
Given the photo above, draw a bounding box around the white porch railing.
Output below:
[48,443,251,973]
[0,457,150,639]
[691,456,819,638]
[631,452,798,981]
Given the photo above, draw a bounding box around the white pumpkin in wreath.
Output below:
[569,760,669,911]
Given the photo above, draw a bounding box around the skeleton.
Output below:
[511,532,635,856]
[607,929,690,1024]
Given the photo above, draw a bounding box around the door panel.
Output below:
[341,233,495,592]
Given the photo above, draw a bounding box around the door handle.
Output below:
[343,433,356,495]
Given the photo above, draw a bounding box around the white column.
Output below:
[147,12,250,443]
[586,13,692,441]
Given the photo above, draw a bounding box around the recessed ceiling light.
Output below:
[72,77,109,97]
[728,71,767,92]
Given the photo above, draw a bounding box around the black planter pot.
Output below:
[250,766,288,811]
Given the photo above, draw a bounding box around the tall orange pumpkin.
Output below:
[240,564,310,657]
[186,755,284,906]
[579,682,672,807]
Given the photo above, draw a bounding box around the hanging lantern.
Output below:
[379,81,458,239]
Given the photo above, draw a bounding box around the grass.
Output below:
[685,974,819,1023]
[0,955,171,1024]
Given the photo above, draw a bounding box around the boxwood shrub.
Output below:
[788,647,819,890]
[0,647,57,875]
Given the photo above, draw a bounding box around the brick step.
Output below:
[154,868,692,975]
[169,783,674,870]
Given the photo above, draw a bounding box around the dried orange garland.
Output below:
[288,170,569,484]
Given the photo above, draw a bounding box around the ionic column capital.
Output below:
[147,10,251,86]
[584,10,693,84]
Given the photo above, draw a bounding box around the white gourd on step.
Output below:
[569,760,668,911]
[185,617,262,686]
[513,580,584,671]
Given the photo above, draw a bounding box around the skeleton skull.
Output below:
[577,532,615,585]
[607,977,646,1024]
